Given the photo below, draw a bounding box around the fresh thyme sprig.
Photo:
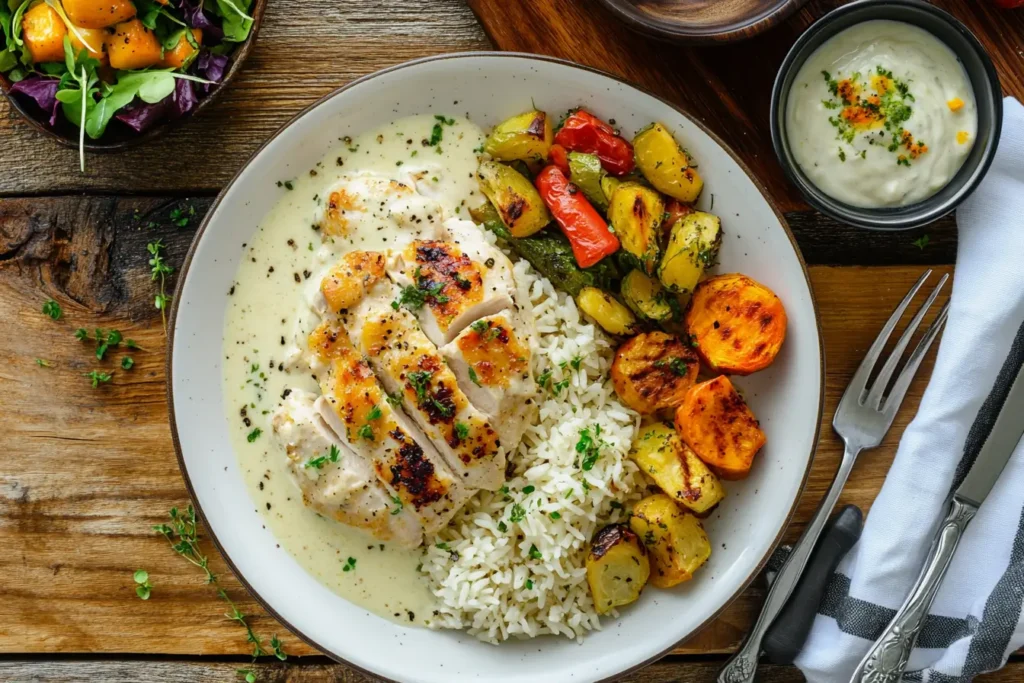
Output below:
[153,505,287,678]
[148,240,174,331]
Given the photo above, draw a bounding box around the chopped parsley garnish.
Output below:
[497,521,508,533]
[386,391,404,407]
[84,370,113,388]
[357,424,374,440]
[454,422,470,440]
[306,445,341,469]
[537,369,552,388]
[913,234,930,250]
[549,511,561,520]
[133,569,152,600]
[42,299,62,320]
[407,371,433,403]
[247,428,262,443]
[342,557,357,572]
[390,495,403,516]
[391,285,428,311]
[470,320,489,334]
[570,356,582,370]
[121,356,135,370]
[576,425,604,471]
[435,542,450,551]
[522,485,535,494]
[528,544,542,560]
[525,578,534,589]
[509,503,526,523]
[552,379,570,394]
[367,405,382,421]
[35,358,52,368]
[468,367,482,386]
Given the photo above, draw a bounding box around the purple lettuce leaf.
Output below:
[195,52,229,94]
[179,0,224,42]
[9,76,60,127]
[113,78,201,133]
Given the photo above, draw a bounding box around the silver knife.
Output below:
[851,356,1024,683]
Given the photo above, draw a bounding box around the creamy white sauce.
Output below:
[786,20,977,208]
[221,114,485,624]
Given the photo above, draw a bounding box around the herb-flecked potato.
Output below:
[611,331,699,415]
[476,161,552,238]
[577,287,639,336]
[629,494,711,588]
[633,123,704,203]
[586,524,650,614]
[630,422,725,514]
[107,19,163,70]
[621,269,673,323]
[607,182,664,275]
[675,376,765,480]
[684,273,786,375]
[483,110,552,163]
[658,211,722,294]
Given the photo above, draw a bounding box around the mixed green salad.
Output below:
[0,0,255,169]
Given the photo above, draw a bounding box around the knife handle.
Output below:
[850,495,978,683]
[762,504,863,664]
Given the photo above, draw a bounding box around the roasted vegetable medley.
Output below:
[470,106,788,614]
[0,0,255,167]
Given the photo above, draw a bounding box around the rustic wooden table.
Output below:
[2,0,1023,681]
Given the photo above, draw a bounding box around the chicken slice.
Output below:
[319,250,389,315]
[309,321,470,533]
[386,233,516,346]
[349,300,507,491]
[440,313,537,449]
[318,173,446,245]
[271,389,423,548]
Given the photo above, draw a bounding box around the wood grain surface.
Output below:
[1,0,1022,680]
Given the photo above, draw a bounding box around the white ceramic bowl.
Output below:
[169,53,824,683]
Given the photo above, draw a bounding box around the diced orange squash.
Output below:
[106,19,162,70]
[159,28,202,69]
[63,0,136,29]
[69,26,109,65]
[675,376,765,480]
[22,3,67,64]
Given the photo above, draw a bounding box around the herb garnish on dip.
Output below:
[787,20,977,208]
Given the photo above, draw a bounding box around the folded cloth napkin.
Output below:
[795,97,1024,683]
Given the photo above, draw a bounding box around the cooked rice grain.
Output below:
[420,259,645,643]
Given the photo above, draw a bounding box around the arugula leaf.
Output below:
[213,0,254,42]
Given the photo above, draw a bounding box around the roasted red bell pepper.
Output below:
[549,143,570,174]
[553,109,635,176]
[534,165,619,268]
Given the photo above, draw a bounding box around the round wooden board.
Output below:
[596,0,808,43]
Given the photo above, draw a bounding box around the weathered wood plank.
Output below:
[1,657,1021,682]
[0,0,490,196]
[0,194,953,655]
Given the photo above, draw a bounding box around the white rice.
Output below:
[419,257,647,644]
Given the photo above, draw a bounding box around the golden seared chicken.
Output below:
[309,321,472,534]
[440,313,537,448]
[386,219,518,346]
[344,287,508,492]
[318,172,447,244]
[271,389,423,548]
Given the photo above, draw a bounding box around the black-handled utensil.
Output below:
[762,504,864,665]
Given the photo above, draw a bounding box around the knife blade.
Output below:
[954,359,1024,506]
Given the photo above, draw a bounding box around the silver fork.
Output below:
[717,270,950,683]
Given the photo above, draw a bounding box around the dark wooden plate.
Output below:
[0,0,266,152]
[596,0,808,43]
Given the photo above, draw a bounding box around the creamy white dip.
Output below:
[786,20,977,208]
[221,114,484,624]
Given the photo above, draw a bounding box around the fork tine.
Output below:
[882,301,949,415]
[844,270,932,402]
[865,273,950,409]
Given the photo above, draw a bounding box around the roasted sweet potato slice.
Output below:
[684,273,786,375]
[675,376,765,480]
[611,331,698,415]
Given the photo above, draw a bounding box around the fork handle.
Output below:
[717,444,861,683]
[850,495,978,683]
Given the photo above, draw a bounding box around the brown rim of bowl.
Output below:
[595,0,809,44]
[166,51,825,683]
[0,0,266,152]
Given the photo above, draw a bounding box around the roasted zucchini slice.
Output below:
[621,269,673,323]
[607,182,664,275]
[658,211,722,294]
[568,152,608,210]
[483,110,553,163]
[476,161,552,238]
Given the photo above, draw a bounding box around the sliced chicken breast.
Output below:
[343,296,507,491]
[440,313,538,448]
[308,321,470,533]
[318,173,447,245]
[271,389,423,548]
[386,235,516,347]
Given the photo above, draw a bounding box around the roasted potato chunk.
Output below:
[676,376,765,480]
[621,269,673,323]
[658,211,722,294]
[684,273,786,375]
[633,123,704,203]
[586,524,650,614]
[483,110,552,163]
[630,422,725,514]
[608,182,664,275]
[577,287,639,336]
[21,3,67,63]
[476,161,552,238]
[629,494,711,588]
[611,332,698,415]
